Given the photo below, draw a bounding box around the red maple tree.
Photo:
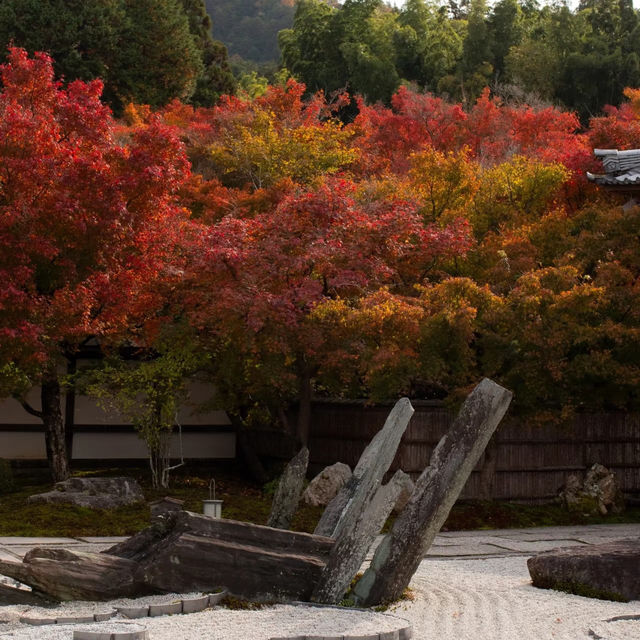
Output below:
[0,48,191,481]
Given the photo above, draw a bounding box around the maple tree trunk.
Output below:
[63,357,76,463]
[41,371,70,483]
[296,367,312,448]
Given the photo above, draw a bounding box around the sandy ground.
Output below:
[0,556,638,639]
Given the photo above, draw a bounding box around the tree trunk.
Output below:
[41,371,70,483]
[296,366,312,447]
[64,357,76,463]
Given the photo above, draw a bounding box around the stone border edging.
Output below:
[72,622,149,640]
[268,628,412,640]
[19,589,228,626]
[268,602,413,640]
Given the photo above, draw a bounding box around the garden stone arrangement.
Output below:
[0,379,512,609]
[28,477,145,510]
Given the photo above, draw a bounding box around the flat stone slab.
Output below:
[528,538,640,601]
[73,622,149,640]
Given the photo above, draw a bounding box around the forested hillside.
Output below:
[0,0,235,112]
[204,0,295,64]
[281,0,640,118]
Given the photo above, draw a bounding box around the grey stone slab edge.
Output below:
[19,589,228,625]
[268,628,411,640]
[73,625,149,640]
[269,604,412,640]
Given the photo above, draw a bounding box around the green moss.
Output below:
[541,580,628,602]
[1,463,639,537]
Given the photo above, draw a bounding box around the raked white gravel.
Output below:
[0,556,638,639]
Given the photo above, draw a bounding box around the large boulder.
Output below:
[528,538,640,602]
[302,462,352,507]
[28,477,145,509]
[559,463,625,516]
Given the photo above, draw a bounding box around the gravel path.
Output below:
[394,556,640,640]
[0,556,638,639]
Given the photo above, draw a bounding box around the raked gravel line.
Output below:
[391,556,640,640]
[1,556,639,639]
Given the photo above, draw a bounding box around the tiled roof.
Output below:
[587,148,640,186]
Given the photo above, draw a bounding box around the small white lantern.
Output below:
[203,478,223,518]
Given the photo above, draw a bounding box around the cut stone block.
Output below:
[398,627,413,640]
[379,631,400,640]
[19,616,56,625]
[315,398,414,541]
[94,611,117,622]
[353,379,512,606]
[181,595,210,613]
[148,601,182,616]
[268,446,309,530]
[208,589,228,606]
[57,615,96,623]
[116,605,149,619]
[527,538,640,601]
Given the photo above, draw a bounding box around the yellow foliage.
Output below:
[472,156,568,236]
[209,110,358,189]
[623,87,640,117]
[408,147,478,223]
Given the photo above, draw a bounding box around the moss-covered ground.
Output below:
[0,462,639,537]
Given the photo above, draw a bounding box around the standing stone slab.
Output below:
[267,447,309,530]
[314,398,414,540]
[312,470,411,604]
[353,379,512,606]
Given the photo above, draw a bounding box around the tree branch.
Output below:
[18,399,43,420]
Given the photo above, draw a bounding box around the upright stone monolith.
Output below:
[314,398,414,540]
[312,469,411,604]
[267,446,309,530]
[353,378,512,606]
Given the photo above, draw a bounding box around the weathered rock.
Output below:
[302,462,352,508]
[150,497,184,519]
[0,511,335,602]
[28,477,145,510]
[0,548,145,601]
[312,470,410,604]
[528,538,640,602]
[315,398,414,540]
[392,474,415,515]
[353,379,512,606]
[559,463,625,516]
[267,446,309,530]
[0,579,52,605]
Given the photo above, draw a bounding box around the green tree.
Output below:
[113,0,203,108]
[459,0,493,103]
[0,0,124,105]
[179,0,236,106]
